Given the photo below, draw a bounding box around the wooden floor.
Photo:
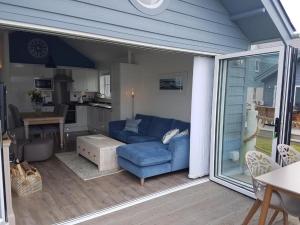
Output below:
[12,132,191,225]
[81,182,300,225]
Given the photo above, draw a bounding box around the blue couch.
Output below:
[109,114,190,185]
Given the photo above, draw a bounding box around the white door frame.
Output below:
[210,46,285,197]
[0,126,6,225]
[0,20,216,225]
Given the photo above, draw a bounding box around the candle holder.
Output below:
[131,88,135,119]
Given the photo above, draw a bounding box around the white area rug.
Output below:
[55,152,122,181]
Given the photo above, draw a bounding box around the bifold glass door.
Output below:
[210,47,285,196]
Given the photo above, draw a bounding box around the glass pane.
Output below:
[217,53,279,186]
[99,75,111,98]
[291,79,300,152]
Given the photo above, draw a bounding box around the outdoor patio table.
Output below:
[21,112,65,148]
[256,161,300,225]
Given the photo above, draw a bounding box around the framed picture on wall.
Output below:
[159,72,187,91]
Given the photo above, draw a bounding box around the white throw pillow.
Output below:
[162,129,179,144]
[174,129,189,138]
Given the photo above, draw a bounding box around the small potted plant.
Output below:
[28,90,43,112]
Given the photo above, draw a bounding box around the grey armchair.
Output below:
[243,151,288,225]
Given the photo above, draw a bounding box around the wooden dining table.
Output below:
[21,112,65,148]
[256,161,300,225]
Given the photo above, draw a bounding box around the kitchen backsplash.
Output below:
[70,91,96,102]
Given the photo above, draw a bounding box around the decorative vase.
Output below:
[32,101,43,113]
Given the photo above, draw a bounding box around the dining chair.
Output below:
[243,150,288,225]
[277,144,300,166]
[8,104,42,137]
[277,144,300,221]
[8,104,23,128]
[42,104,68,139]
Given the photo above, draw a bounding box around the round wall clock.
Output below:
[27,38,49,58]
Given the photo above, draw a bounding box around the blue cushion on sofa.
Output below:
[114,130,139,143]
[127,135,159,144]
[135,114,153,135]
[147,117,173,138]
[171,120,190,132]
[117,142,171,167]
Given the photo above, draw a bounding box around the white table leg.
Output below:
[59,121,64,148]
[24,123,29,140]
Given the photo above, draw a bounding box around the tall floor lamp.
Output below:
[131,88,135,119]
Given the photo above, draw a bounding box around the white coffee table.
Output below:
[76,134,125,173]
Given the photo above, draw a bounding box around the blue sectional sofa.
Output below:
[109,114,190,185]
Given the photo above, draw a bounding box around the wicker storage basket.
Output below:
[10,162,42,196]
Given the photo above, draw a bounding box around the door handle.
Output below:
[274,117,280,138]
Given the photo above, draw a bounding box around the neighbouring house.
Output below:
[0,0,299,225]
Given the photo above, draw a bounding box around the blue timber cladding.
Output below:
[222,62,246,160]
[0,0,249,54]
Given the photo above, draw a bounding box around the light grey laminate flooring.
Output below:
[12,132,191,225]
[80,181,300,225]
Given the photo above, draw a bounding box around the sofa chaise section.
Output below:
[116,135,190,185]
[109,114,190,185]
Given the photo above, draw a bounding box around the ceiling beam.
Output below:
[230,8,266,21]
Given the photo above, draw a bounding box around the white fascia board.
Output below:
[261,0,295,43]
[288,38,300,49]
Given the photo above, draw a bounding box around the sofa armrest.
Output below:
[109,120,126,137]
[168,136,190,171]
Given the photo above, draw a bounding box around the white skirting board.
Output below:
[55,177,209,225]
[189,56,214,178]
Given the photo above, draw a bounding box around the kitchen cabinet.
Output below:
[72,69,99,92]
[76,105,88,128]
[65,105,88,132]
[87,106,112,133]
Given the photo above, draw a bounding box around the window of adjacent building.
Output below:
[99,74,111,98]
[294,86,300,108]
[255,59,261,72]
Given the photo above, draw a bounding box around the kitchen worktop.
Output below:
[70,101,112,109]
[43,102,112,109]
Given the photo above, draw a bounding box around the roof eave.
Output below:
[261,0,296,43]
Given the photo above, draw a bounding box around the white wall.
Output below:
[8,64,54,112]
[133,52,194,122]
[0,32,54,113]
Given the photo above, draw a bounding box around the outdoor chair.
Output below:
[243,150,288,225]
[277,144,300,166]
[277,144,300,221]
